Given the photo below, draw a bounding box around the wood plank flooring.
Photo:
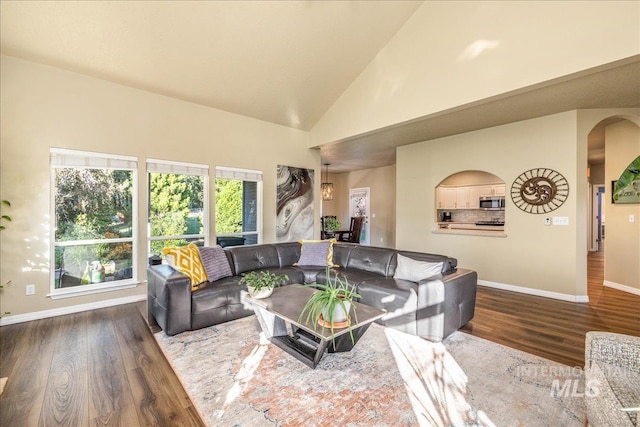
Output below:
[0,250,638,425]
[461,250,640,367]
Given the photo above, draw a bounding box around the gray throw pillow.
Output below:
[296,240,333,267]
[198,245,233,282]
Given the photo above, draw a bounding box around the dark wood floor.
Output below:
[1,250,638,425]
[461,250,640,367]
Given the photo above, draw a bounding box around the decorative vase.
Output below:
[247,285,274,299]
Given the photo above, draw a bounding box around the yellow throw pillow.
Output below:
[162,243,207,291]
[295,239,338,267]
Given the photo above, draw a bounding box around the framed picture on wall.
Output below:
[612,179,640,204]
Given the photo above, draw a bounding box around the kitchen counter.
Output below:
[434,222,506,237]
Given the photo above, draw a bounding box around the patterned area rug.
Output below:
[154,316,585,426]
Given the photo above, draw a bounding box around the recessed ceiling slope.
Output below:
[0,0,422,130]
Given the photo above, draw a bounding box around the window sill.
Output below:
[48,280,141,300]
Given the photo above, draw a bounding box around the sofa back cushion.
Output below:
[346,246,396,277]
[275,242,302,267]
[332,244,355,268]
[394,251,457,274]
[227,244,280,275]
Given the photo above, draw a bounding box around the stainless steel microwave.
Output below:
[479,196,505,210]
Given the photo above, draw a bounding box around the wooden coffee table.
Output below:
[242,284,386,368]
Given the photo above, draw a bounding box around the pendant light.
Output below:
[321,163,334,201]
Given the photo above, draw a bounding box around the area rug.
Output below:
[154,316,585,426]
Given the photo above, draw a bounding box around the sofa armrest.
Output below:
[585,331,640,373]
[147,264,192,336]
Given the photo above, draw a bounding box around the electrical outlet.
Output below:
[26,284,35,295]
[630,214,636,223]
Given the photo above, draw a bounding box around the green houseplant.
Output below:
[324,217,341,231]
[239,270,289,299]
[298,266,361,348]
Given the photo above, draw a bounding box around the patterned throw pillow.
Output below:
[296,239,337,267]
[198,245,233,282]
[393,254,443,282]
[162,243,207,291]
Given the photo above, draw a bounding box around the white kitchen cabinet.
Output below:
[437,186,457,209]
[480,184,506,197]
[443,187,457,209]
[467,186,480,208]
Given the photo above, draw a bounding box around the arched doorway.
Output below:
[586,115,640,297]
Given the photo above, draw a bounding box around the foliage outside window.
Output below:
[215,167,262,247]
[51,149,137,295]
[147,160,208,256]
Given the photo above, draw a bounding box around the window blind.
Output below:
[50,148,137,170]
[215,166,263,182]
[147,159,209,176]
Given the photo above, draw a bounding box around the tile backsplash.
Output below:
[437,209,505,223]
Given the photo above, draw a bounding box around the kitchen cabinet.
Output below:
[456,186,480,209]
[437,187,457,209]
[480,184,506,197]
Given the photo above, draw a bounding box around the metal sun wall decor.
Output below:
[276,165,314,242]
[511,168,569,214]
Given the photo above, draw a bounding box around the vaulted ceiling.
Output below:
[2,1,638,172]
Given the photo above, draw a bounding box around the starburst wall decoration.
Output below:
[511,168,569,214]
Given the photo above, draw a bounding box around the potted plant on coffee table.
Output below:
[298,266,361,348]
[239,270,289,299]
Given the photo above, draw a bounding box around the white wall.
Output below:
[311,1,640,145]
[604,120,640,291]
[0,56,318,318]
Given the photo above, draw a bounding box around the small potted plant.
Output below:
[298,266,361,348]
[324,217,341,232]
[239,270,289,299]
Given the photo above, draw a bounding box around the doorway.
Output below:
[349,187,370,245]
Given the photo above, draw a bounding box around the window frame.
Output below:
[215,166,263,246]
[147,159,210,257]
[49,148,139,299]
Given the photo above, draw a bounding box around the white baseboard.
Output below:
[478,280,590,303]
[0,294,147,326]
[604,280,640,296]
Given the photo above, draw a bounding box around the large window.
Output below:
[215,167,262,247]
[51,149,138,297]
[147,159,208,256]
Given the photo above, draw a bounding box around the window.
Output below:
[215,167,262,247]
[51,148,138,298]
[147,159,208,256]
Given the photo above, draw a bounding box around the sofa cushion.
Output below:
[228,244,280,274]
[275,242,302,267]
[198,245,233,282]
[332,243,355,267]
[162,243,207,290]
[393,254,443,282]
[251,267,305,286]
[316,268,381,290]
[346,246,395,277]
[296,239,336,267]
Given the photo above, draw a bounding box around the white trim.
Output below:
[48,281,140,300]
[478,280,590,303]
[604,280,640,296]
[50,147,137,162]
[147,158,208,169]
[0,294,146,326]
[215,166,263,182]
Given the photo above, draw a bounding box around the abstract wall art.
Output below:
[276,165,314,242]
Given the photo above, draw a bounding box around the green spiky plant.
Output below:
[613,156,640,202]
[298,266,361,349]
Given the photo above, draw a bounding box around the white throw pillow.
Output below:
[393,254,443,282]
